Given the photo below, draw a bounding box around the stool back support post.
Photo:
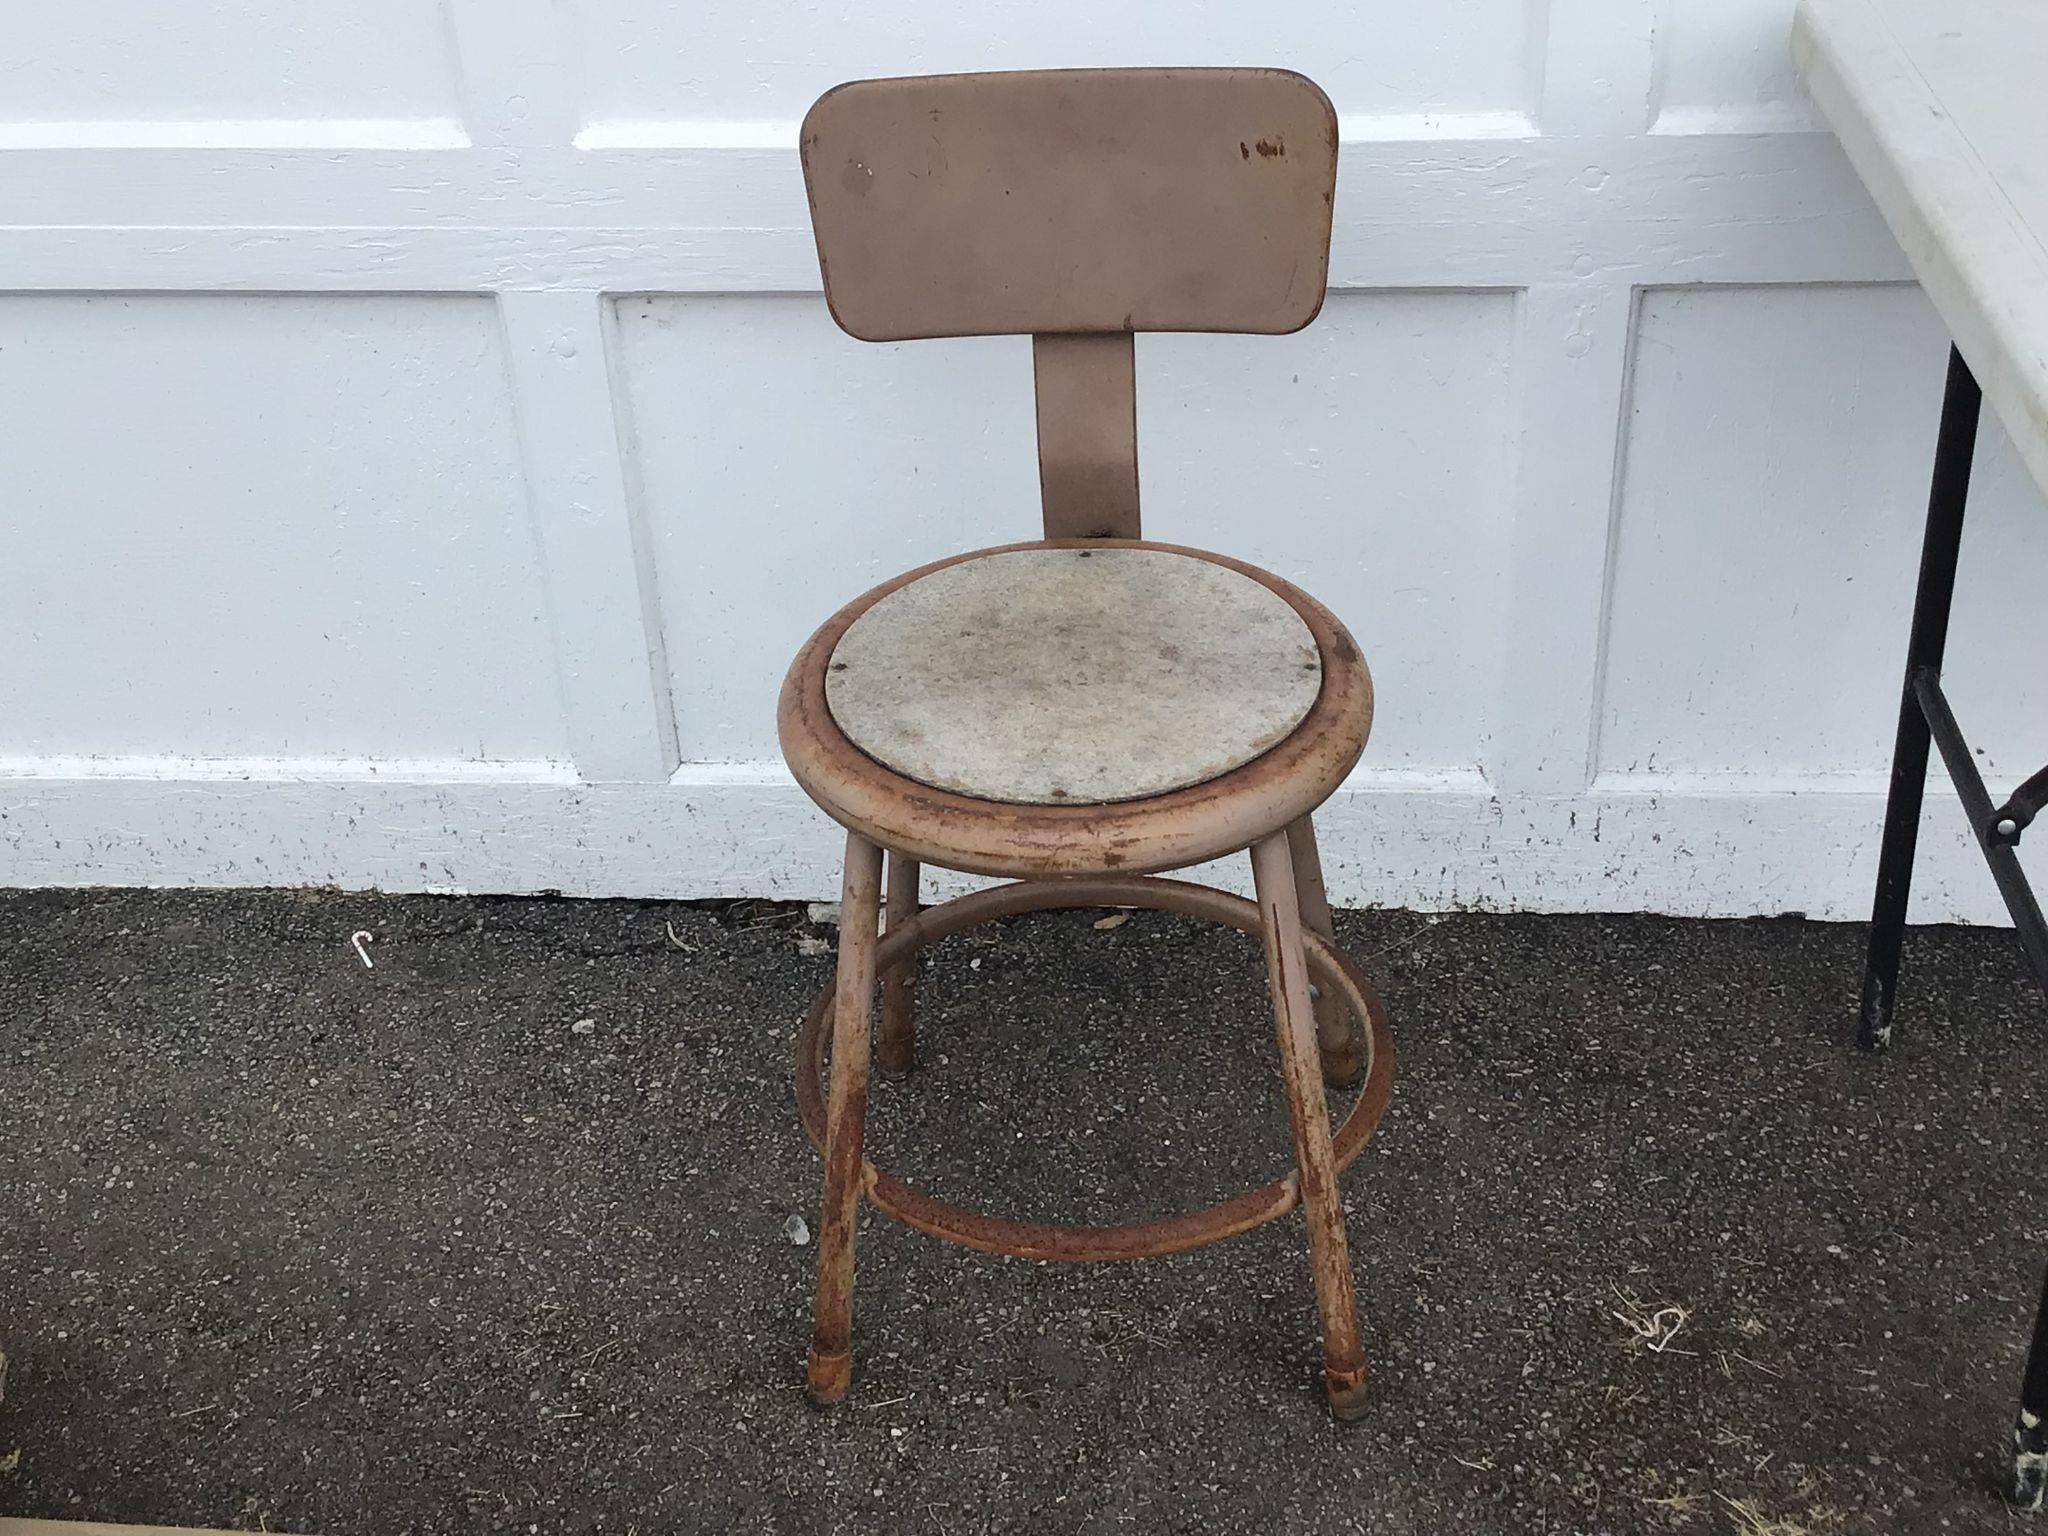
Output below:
[1033,332,1139,539]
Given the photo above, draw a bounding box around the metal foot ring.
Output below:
[793,873,1395,1262]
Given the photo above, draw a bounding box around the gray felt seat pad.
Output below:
[824,547,1323,806]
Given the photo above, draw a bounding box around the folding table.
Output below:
[1794,0,2048,1506]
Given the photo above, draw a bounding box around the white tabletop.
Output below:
[1794,0,2048,499]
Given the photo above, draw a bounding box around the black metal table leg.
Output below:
[2015,1265,2048,1509]
[1857,344,1983,1050]
[1853,346,2048,1506]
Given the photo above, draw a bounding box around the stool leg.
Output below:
[877,853,920,1073]
[1286,816,1364,1088]
[806,831,884,1406]
[1251,832,1370,1420]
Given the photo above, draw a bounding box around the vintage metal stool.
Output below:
[782,67,1395,1419]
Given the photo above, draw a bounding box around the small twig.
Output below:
[1609,1283,1694,1354]
[1639,1490,1706,1514]
[1718,1493,1810,1536]
[1358,919,1446,966]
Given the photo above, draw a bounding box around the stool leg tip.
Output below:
[806,1346,852,1407]
[1319,1039,1365,1089]
[1323,1360,1370,1422]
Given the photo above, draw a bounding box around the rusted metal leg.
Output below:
[1251,832,1370,1420]
[877,853,920,1073]
[1287,816,1363,1088]
[806,831,884,1406]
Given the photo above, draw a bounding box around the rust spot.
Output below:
[1254,137,1285,159]
[1240,141,1251,160]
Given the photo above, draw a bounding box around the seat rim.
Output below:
[778,538,1372,878]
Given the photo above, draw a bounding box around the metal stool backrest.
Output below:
[799,68,1339,540]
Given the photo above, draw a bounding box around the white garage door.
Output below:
[2,0,2043,918]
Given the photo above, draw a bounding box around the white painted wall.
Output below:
[3,0,2044,920]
